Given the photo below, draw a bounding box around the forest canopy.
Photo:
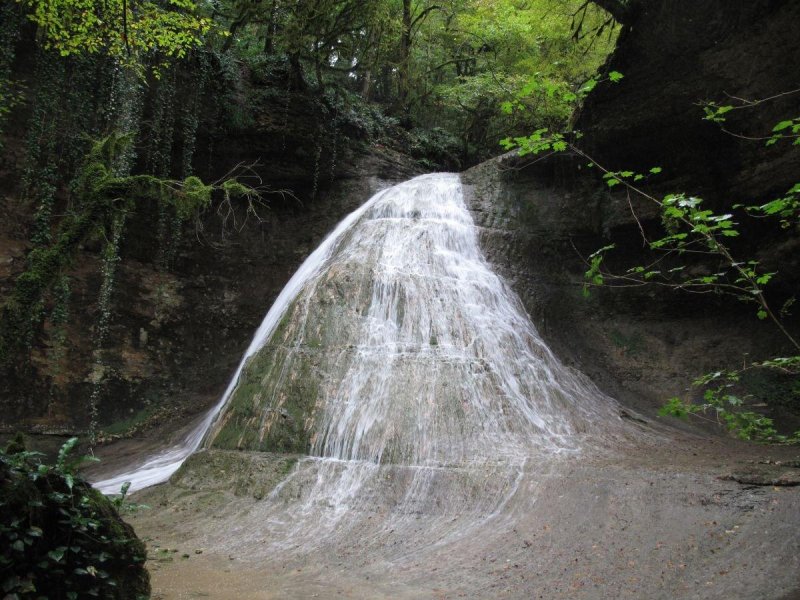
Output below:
[9,0,619,161]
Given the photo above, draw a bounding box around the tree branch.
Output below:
[590,0,636,25]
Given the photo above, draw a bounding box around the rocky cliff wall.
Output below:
[578,0,800,205]
[460,0,800,431]
[0,49,422,435]
[462,154,798,431]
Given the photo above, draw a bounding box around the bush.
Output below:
[0,436,150,599]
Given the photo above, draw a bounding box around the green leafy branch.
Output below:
[500,70,622,156]
[501,77,799,442]
[500,123,797,351]
[570,149,799,442]
[504,130,798,441]
[18,0,217,77]
[570,146,799,352]
[660,358,800,443]
[745,181,800,229]
[701,88,800,147]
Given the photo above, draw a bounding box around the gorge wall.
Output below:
[0,40,423,436]
[463,0,800,430]
[578,0,800,205]
[462,155,796,431]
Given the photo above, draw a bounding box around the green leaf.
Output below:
[757,309,768,320]
[579,78,598,94]
[48,547,67,563]
[772,120,794,132]
[608,71,624,82]
[659,397,690,418]
[499,137,515,150]
[649,167,662,174]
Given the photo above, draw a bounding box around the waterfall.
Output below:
[93,174,632,526]
[92,183,384,494]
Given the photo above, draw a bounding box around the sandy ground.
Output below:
[115,431,800,600]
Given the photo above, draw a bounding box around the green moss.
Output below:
[175,175,212,218]
[221,178,252,198]
[101,406,160,437]
[169,450,301,501]
[609,328,644,356]
[211,344,321,454]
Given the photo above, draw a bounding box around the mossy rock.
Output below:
[0,442,150,599]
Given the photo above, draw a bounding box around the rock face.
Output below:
[458,0,800,429]
[2,0,799,441]
[0,69,421,434]
[0,29,432,437]
[577,0,800,204]
[461,154,797,426]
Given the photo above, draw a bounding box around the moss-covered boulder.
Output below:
[0,437,150,599]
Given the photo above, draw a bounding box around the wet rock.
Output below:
[721,464,800,487]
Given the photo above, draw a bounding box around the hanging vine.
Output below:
[45,274,70,377]
[0,0,23,145]
[104,62,144,174]
[87,210,126,445]
[0,133,260,379]
[21,51,65,247]
[180,51,210,178]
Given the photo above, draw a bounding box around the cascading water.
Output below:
[95,174,637,549]
[92,183,384,494]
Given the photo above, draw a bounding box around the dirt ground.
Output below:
[118,430,800,600]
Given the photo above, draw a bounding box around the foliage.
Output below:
[208,0,619,161]
[701,91,800,147]
[566,105,799,440]
[577,152,799,441]
[660,359,800,443]
[0,436,150,599]
[415,0,618,159]
[0,133,257,371]
[575,148,798,346]
[499,71,623,156]
[0,1,24,143]
[17,0,214,76]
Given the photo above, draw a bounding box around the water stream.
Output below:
[94,174,631,541]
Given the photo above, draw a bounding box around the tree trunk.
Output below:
[590,0,636,25]
[361,69,373,100]
[397,0,412,118]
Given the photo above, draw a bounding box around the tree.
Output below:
[18,0,213,75]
